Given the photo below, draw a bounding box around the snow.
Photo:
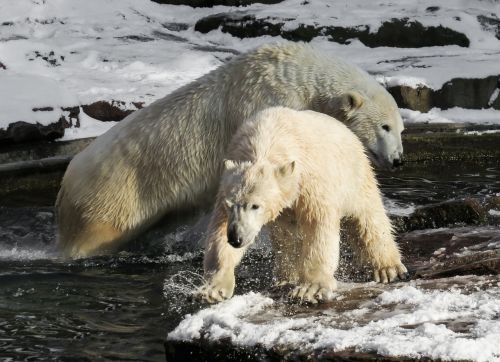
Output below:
[0,0,223,130]
[167,281,500,362]
[489,89,500,106]
[59,111,117,141]
[377,75,430,89]
[0,73,77,128]
[1,0,500,136]
[401,107,500,125]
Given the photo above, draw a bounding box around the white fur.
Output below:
[56,42,404,258]
[199,107,407,304]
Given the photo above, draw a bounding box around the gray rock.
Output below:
[81,100,142,123]
[152,0,284,7]
[388,75,500,112]
[0,119,65,145]
[478,14,500,40]
[195,14,470,48]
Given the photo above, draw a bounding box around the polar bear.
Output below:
[57,42,404,258]
[199,107,407,303]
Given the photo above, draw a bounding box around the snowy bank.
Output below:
[167,278,500,361]
[1,0,500,141]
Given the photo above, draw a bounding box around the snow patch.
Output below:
[401,107,500,125]
[377,76,430,89]
[168,284,500,362]
[1,0,500,138]
[58,111,117,141]
[489,88,500,106]
[0,72,77,129]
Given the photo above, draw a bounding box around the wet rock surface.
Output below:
[392,196,497,233]
[164,225,500,361]
[401,130,500,162]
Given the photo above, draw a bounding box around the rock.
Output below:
[388,74,500,111]
[0,156,70,206]
[393,198,488,233]
[165,226,499,361]
[151,30,186,42]
[425,6,440,13]
[0,106,82,145]
[0,61,6,70]
[195,14,469,48]
[0,138,92,164]
[0,119,65,145]
[152,0,284,7]
[81,100,141,122]
[115,35,156,42]
[27,50,64,66]
[478,14,500,40]
[401,130,500,162]
[194,12,282,38]
[161,22,189,32]
[388,85,434,112]
[61,106,81,128]
[435,74,500,110]
[398,226,500,277]
[356,18,469,48]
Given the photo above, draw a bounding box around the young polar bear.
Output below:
[199,107,407,303]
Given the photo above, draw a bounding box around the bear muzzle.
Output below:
[227,226,244,248]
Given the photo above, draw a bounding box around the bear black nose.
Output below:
[227,227,243,248]
[392,158,404,168]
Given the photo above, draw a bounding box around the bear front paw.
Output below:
[289,279,337,304]
[196,273,235,303]
[373,263,408,284]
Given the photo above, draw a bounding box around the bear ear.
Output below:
[320,91,364,120]
[223,159,238,170]
[341,91,364,114]
[276,161,295,178]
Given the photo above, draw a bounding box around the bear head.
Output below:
[316,90,404,170]
[221,159,297,248]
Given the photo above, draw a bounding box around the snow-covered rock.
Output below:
[0,0,499,139]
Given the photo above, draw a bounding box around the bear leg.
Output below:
[62,221,124,258]
[351,195,407,283]
[290,219,340,304]
[269,209,302,286]
[198,201,248,303]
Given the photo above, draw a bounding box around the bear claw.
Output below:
[196,284,233,303]
[373,263,408,284]
[289,281,336,304]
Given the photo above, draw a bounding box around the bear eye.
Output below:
[251,204,260,210]
[382,124,391,132]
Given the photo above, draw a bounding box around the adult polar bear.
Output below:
[57,42,404,258]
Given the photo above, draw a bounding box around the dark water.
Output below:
[0,160,499,361]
